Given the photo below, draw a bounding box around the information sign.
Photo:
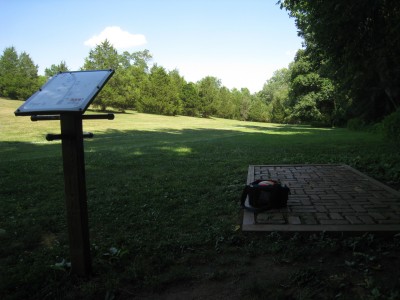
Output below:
[15,69,114,116]
[14,69,115,276]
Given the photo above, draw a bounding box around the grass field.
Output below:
[1,98,400,299]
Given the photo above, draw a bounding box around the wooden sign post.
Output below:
[15,70,115,276]
[61,113,91,275]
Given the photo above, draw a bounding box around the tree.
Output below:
[197,76,221,117]
[259,68,290,103]
[168,69,184,115]
[119,50,152,110]
[44,61,69,77]
[238,88,252,120]
[120,49,152,71]
[120,65,148,110]
[82,41,155,111]
[16,52,40,99]
[259,68,291,123]
[138,65,181,115]
[248,94,270,122]
[287,50,336,125]
[82,40,132,111]
[280,0,400,121]
[0,46,39,100]
[83,39,120,70]
[0,47,19,98]
[215,86,237,119]
[181,82,201,117]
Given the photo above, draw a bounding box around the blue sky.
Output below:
[0,0,303,93]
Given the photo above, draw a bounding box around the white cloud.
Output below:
[84,26,147,49]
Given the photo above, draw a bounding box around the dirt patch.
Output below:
[114,233,400,300]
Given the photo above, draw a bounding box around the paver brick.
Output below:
[288,216,301,225]
[301,199,312,205]
[302,216,318,225]
[291,206,317,212]
[329,213,343,220]
[315,205,328,212]
[358,215,375,224]
[369,212,387,220]
[345,215,363,224]
[315,213,329,220]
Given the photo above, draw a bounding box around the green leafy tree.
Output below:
[269,97,287,123]
[82,41,154,111]
[82,40,121,110]
[168,69,184,115]
[290,92,322,123]
[229,88,244,120]
[120,65,147,110]
[259,68,290,103]
[248,94,270,122]
[16,52,40,99]
[280,0,400,121]
[182,82,201,117]
[138,65,181,115]
[0,46,39,100]
[119,49,152,110]
[197,76,221,117]
[83,40,120,70]
[0,47,19,98]
[287,50,336,125]
[44,61,69,77]
[125,50,152,71]
[238,88,252,120]
[215,86,237,119]
[259,68,291,123]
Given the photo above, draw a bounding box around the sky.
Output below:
[0,0,303,93]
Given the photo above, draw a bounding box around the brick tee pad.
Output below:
[242,165,400,232]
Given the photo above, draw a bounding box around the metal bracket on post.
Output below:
[46,132,94,141]
[31,115,60,121]
[46,133,63,141]
[31,113,115,122]
[82,113,114,120]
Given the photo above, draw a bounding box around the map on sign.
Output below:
[15,69,114,116]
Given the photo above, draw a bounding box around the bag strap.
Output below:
[240,185,250,208]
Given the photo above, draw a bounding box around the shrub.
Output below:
[382,108,400,144]
[368,122,384,134]
[347,117,365,131]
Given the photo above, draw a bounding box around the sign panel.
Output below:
[15,69,114,116]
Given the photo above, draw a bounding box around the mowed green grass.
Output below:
[1,98,399,299]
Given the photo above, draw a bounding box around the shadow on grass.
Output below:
[0,125,396,299]
[0,126,314,159]
[237,124,335,134]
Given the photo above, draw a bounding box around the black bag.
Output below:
[241,179,290,212]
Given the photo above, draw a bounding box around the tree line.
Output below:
[0,42,342,125]
[0,42,271,122]
[1,1,399,128]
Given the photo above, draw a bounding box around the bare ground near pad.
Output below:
[242,164,400,232]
